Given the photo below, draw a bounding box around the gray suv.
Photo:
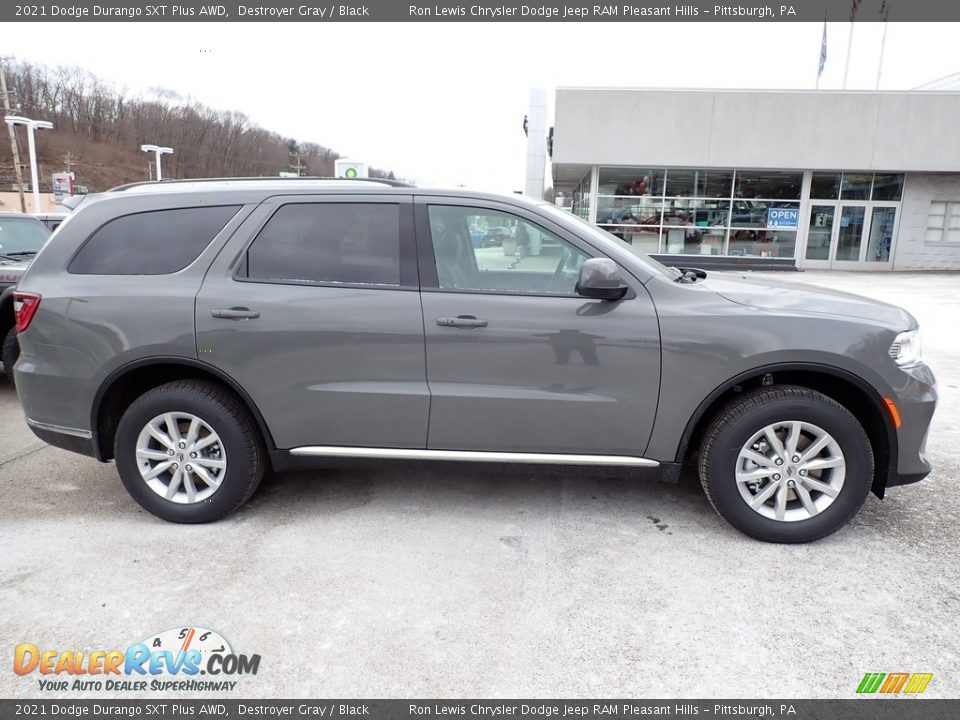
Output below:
[13,178,936,542]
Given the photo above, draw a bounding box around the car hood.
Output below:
[704,273,916,328]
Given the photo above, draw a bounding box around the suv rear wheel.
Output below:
[699,385,873,543]
[114,380,265,523]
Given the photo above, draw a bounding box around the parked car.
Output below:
[468,227,487,247]
[467,225,508,247]
[481,227,510,247]
[13,178,936,542]
[32,212,69,233]
[0,212,51,380]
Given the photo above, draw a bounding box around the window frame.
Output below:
[413,196,636,300]
[232,195,419,291]
[925,200,960,246]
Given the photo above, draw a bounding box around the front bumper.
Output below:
[885,362,937,489]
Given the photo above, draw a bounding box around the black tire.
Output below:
[2,327,19,385]
[114,379,265,523]
[699,385,873,543]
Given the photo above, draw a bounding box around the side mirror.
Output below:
[575,258,629,300]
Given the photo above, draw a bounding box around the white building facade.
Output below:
[551,88,960,271]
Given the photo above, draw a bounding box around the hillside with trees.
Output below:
[0,60,396,193]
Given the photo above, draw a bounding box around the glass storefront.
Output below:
[835,206,867,261]
[804,205,835,261]
[866,206,897,262]
[584,167,904,264]
[571,174,591,221]
[806,172,903,266]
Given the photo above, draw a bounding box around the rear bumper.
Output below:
[26,418,100,459]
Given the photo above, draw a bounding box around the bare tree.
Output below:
[0,60,397,191]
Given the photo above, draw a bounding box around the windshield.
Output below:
[0,217,50,255]
[540,205,678,279]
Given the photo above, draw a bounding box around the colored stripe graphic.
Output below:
[857,673,886,693]
[903,673,933,694]
[857,672,933,694]
[880,672,909,693]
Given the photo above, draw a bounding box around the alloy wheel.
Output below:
[735,420,845,522]
[135,412,227,504]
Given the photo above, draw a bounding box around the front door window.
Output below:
[427,206,589,295]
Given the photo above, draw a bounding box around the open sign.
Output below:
[767,207,799,228]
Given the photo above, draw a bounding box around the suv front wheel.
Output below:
[115,380,265,523]
[699,385,874,543]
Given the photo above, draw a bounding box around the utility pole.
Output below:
[288,151,307,176]
[0,56,27,213]
[63,151,76,174]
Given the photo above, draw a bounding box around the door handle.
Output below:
[211,307,260,320]
[436,315,488,329]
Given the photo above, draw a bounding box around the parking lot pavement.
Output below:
[1,270,958,699]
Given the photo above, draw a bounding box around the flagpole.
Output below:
[875,18,889,89]
[817,14,827,90]
[843,21,854,89]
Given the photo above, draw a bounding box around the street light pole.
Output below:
[140,144,174,180]
[4,116,53,212]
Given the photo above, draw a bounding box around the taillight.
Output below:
[13,292,41,333]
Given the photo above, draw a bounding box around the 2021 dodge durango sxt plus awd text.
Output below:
[13,178,937,542]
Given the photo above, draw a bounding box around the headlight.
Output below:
[889,329,922,367]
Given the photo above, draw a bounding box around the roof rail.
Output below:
[107,176,414,192]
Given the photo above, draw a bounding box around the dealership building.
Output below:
[551,88,960,271]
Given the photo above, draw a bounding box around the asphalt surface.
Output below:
[1,271,958,699]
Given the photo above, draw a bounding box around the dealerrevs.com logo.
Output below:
[14,626,260,692]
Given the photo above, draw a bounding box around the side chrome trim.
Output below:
[26,418,93,439]
[288,446,659,467]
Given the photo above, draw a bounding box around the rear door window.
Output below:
[69,205,240,275]
[244,203,401,286]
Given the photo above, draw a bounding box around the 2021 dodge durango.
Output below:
[13,178,936,542]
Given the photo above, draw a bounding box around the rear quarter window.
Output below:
[68,205,241,275]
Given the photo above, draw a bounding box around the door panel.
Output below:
[421,292,660,455]
[195,196,429,450]
[416,200,661,457]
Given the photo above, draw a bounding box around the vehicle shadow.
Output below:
[244,460,711,529]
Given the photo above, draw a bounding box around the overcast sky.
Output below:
[6,19,958,192]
